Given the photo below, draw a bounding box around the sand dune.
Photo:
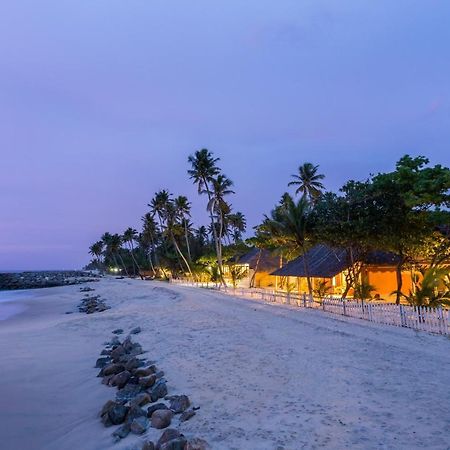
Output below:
[0,278,449,450]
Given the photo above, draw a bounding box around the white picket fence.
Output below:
[170,279,450,336]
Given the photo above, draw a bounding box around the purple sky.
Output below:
[1,1,450,270]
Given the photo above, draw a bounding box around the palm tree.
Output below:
[188,149,226,284]
[141,213,158,275]
[110,233,129,276]
[174,195,193,262]
[288,162,325,201]
[164,201,194,278]
[227,212,247,243]
[89,241,104,271]
[260,194,313,296]
[208,174,234,246]
[123,227,143,279]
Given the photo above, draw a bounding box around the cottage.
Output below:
[270,244,415,301]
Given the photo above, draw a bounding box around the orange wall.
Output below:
[365,266,413,300]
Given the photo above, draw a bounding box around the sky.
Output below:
[1,0,450,270]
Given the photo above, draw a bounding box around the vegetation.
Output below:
[87,152,450,307]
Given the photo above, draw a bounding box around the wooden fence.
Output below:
[170,279,449,336]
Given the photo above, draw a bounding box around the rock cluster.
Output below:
[0,270,99,291]
[96,330,209,449]
[78,294,110,314]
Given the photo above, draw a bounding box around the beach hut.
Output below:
[270,244,415,301]
[224,248,280,288]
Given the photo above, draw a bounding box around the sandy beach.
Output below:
[0,277,449,450]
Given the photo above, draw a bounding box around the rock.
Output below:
[100,400,116,417]
[101,412,112,427]
[101,363,125,377]
[150,380,168,402]
[155,370,165,379]
[112,328,124,335]
[101,375,114,385]
[125,405,146,425]
[130,326,142,334]
[110,370,131,389]
[142,442,155,450]
[156,429,184,450]
[184,438,211,450]
[125,357,141,371]
[135,366,156,377]
[147,403,169,418]
[95,357,111,368]
[109,404,129,425]
[130,416,149,434]
[110,345,125,362]
[130,392,151,407]
[139,374,157,388]
[100,349,111,356]
[151,409,173,429]
[112,424,131,441]
[116,384,143,403]
[159,439,187,450]
[179,410,195,422]
[169,395,190,413]
[111,336,121,346]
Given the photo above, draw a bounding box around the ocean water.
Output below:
[0,290,35,321]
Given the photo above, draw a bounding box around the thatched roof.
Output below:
[236,248,280,272]
[271,245,349,278]
[271,244,403,278]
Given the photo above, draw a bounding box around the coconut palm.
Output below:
[141,213,159,275]
[288,162,325,201]
[89,241,104,270]
[227,211,247,243]
[188,149,226,284]
[174,195,193,262]
[260,194,313,296]
[123,227,143,279]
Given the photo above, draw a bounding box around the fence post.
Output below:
[303,293,306,308]
[322,298,326,311]
[437,307,446,335]
[343,299,347,316]
[368,304,373,322]
[399,305,407,327]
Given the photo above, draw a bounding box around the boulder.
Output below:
[95,357,111,368]
[150,380,168,402]
[151,409,173,429]
[142,442,155,450]
[130,392,152,407]
[110,345,126,362]
[112,328,124,335]
[179,410,195,422]
[109,404,129,425]
[135,366,156,377]
[101,363,125,377]
[139,374,157,388]
[116,384,143,403]
[147,403,169,418]
[125,357,141,371]
[156,429,184,449]
[100,400,116,417]
[112,424,131,441]
[130,416,149,435]
[130,326,142,334]
[169,395,190,413]
[125,405,146,425]
[184,438,211,450]
[110,370,131,389]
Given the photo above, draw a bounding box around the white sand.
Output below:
[0,278,449,450]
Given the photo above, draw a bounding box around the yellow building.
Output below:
[271,244,415,302]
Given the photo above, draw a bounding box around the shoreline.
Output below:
[1,278,449,449]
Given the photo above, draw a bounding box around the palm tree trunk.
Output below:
[116,252,129,277]
[171,233,193,279]
[203,178,226,286]
[250,249,262,288]
[130,242,144,280]
[184,222,192,262]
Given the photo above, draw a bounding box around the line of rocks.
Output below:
[96,328,210,450]
[78,291,110,314]
[0,271,99,291]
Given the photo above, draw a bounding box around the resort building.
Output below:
[270,244,415,301]
[224,248,280,288]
